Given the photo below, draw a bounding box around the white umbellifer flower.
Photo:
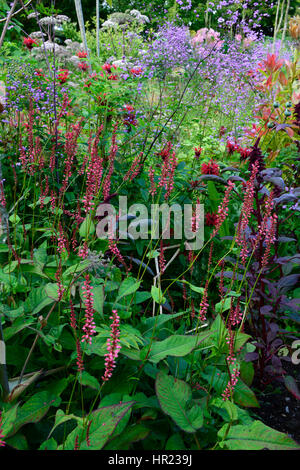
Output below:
[30,31,46,39]
[39,16,58,26]
[139,14,149,24]
[27,12,40,20]
[43,40,62,53]
[112,59,128,68]
[101,19,118,29]
[56,15,71,23]
[130,9,141,17]
[130,9,149,23]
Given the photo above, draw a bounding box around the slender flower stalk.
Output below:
[102,310,121,382]
[81,274,96,345]
[212,181,235,238]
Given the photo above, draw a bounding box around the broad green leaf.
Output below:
[39,438,57,450]
[166,433,186,450]
[151,285,166,305]
[116,278,141,302]
[104,424,150,450]
[79,216,95,238]
[61,402,135,450]
[0,404,19,436]
[92,285,104,317]
[218,420,300,450]
[156,372,203,433]
[79,371,100,390]
[48,409,82,438]
[7,391,61,437]
[149,333,212,364]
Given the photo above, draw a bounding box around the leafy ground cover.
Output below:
[0,0,299,452]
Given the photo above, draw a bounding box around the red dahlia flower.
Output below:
[130,68,143,76]
[205,212,218,226]
[57,69,70,84]
[226,140,239,154]
[201,159,220,176]
[77,50,88,58]
[194,147,202,159]
[78,62,89,72]
[107,74,118,80]
[102,63,116,74]
[23,37,37,50]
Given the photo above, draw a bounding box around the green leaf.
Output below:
[284,375,300,400]
[92,285,104,317]
[61,402,135,450]
[166,433,186,450]
[7,391,61,437]
[0,404,19,436]
[218,420,300,450]
[104,424,150,450]
[211,397,239,422]
[79,216,95,238]
[79,371,100,391]
[39,438,58,450]
[155,372,203,433]
[48,409,82,438]
[240,361,254,387]
[151,286,166,305]
[149,333,211,364]
[116,278,141,302]
[215,298,232,314]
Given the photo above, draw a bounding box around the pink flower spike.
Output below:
[102,310,121,382]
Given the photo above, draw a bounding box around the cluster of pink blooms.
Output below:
[108,237,127,271]
[212,181,235,237]
[157,143,178,200]
[57,223,68,255]
[226,139,251,159]
[148,166,156,197]
[159,241,166,274]
[55,263,65,301]
[78,242,88,259]
[39,175,49,209]
[222,357,240,401]
[81,274,96,345]
[0,412,5,447]
[261,214,277,268]
[61,119,84,192]
[198,280,209,322]
[229,299,243,327]
[124,152,143,181]
[0,181,6,207]
[82,126,104,212]
[236,162,259,263]
[69,300,84,371]
[191,28,223,52]
[102,310,121,382]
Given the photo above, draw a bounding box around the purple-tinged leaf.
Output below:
[284,376,300,400]
[199,175,228,185]
[278,274,300,294]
